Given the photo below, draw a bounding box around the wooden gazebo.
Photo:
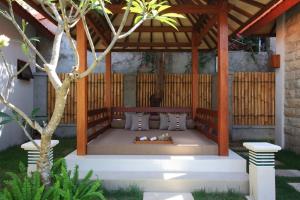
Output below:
[74,0,294,157]
[25,0,299,157]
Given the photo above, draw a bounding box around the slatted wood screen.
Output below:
[233,72,275,125]
[48,73,124,124]
[136,73,212,109]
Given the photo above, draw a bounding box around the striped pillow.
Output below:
[131,113,150,131]
[168,113,187,131]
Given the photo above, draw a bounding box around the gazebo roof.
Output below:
[27,0,289,51]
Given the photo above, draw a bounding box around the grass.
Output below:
[193,191,246,200]
[276,150,300,170]
[276,177,300,200]
[275,149,300,200]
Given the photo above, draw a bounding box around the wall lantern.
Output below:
[270,54,280,68]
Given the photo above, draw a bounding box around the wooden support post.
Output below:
[105,52,112,120]
[217,4,229,156]
[76,20,88,155]
[192,31,199,119]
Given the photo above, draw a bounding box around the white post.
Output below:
[21,140,59,175]
[275,14,286,147]
[243,142,281,200]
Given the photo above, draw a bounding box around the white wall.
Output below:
[0,4,36,151]
[275,15,286,147]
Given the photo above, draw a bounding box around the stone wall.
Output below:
[283,5,300,153]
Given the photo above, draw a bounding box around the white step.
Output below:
[65,150,248,194]
[87,171,249,193]
[66,151,246,173]
[143,192,194,200]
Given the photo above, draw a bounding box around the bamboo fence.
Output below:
[136,73,212,109]
[233,72,275,125]
[48,72,275,126]
[48,73,123,124]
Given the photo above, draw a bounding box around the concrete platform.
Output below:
[88,129,218,155]
[65,150,249,193]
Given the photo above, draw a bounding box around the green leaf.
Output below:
[21,43,29,56]
[0,111,11,119]
[29,37,40,43]
[30,107,40,118]
[157,5,170,13]
[0,119,13,125]
[134,16,143,24]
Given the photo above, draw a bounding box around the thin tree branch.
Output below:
[118,17,147,39]
[79,0,134,78]
[58,0,80,71]
[99,0,116,35]
[0,94,44,134]
[16,121,40,151]
[81,15,97,60]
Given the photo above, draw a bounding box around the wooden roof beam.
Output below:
[86,17,109,46]
[196,15,218,46]
[116,26,193,32]
[239,0,264,8]
[2,1,55,38]
[240,0,300,35]
[115,42,191,47]
[106,4,220,14]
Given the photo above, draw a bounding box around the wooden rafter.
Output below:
[106,4,220,14]
[86,16,109,46]
[115,42,191,47]
[239,0,265,8]
[241,0,300,35]
[196,15,218,46]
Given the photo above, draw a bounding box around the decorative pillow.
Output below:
[111,119,125,129]
[125,112,134,129]
[159,113,169,130]
[168,113,187,131]
[131,113,150,131]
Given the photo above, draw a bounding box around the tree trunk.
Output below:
[37,134,52,186]
[36,76,72,185]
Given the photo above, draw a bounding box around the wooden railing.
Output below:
[195,108,218,143]
[87,108,110,141]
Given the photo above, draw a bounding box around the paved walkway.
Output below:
[143,192,194,200]
[276,169,300,192]
[276,169,300,177]
[288,183,300,192]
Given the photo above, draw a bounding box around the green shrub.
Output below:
[0,159,105,200]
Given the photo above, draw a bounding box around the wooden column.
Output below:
[217,4,229,156]
[192,31,199,119]
[105,52,112,119]
[76,20,88,155]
